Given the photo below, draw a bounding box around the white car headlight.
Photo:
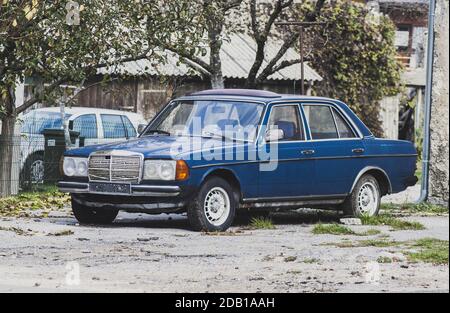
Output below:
[63,157,88,177]
[144,160,176,181]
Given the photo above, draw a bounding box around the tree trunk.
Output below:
[208,21,225,89]
[0,114,17,197]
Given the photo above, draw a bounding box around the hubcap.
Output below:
[30,160,44,184]
[357,182,379,216]
[204,187,231,226]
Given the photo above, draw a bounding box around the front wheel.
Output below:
[187,177,236,232]
[71,197,118,225]
[341,174,381,217]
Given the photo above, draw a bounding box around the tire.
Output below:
[187,177,236,232]
[341,174,381,217]
[20,152,44,190]
[71,197,118,225]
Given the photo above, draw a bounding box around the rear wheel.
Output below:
[187,177,236,232]
[71,197,118,225]
[342,174,381,217]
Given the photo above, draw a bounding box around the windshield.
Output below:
[21,111,72,134]
[144,100,264,142]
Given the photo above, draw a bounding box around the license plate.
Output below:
[89,182,131,195]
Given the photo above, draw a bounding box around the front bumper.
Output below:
[57,181,181,197]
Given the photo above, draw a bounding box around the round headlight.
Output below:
[159,162,175,180]
[63,158,76,176]
[144,163,158,179]
[77,160,88,176]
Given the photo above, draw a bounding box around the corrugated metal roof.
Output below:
[99,33,322,82]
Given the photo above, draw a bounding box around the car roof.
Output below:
[180,89,337,104]
[26,107,144,118]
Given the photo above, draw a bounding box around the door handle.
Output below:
[301,149,315,155]
[352,148,365,154]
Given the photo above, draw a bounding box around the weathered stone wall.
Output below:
[429,0,449,207]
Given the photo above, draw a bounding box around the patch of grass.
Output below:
[0,185,70,218]
[381,203,448,215]
[323,239,402,248]
[203,229,246,236]
[0,226,35,236]
[377,256,393,263]
[312,224,355,235]
[249,217,275,230]
[284,256,297,262]
[324,236,448,265]
[360,214,425,231]
[312,224,382,236]
[48,230,74,236]
[405,238,449,265]
[358,239,402,248]
[361,229,382,236]
[301,258,320,264]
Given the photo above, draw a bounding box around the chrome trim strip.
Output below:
[190,154,418,169]
[350,166,393,194]
[242,193,348,203]
[58,182,181,197]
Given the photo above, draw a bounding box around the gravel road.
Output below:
[0,204,448,293]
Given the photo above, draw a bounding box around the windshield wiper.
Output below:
[145,129,171,136]
[201,131,248,143]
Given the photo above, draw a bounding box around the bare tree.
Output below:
[246,0,326,88]
[162,0,326,89]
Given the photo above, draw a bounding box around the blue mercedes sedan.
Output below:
[58,89,418,231]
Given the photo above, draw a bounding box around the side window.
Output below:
[101,114,126,138]
[121,116,137,138]
[267,105,304,141]
[303,105,338,140]
[332,108,357,138]
[73,114,98,139]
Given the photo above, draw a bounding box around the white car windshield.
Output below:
[21,112,72,134]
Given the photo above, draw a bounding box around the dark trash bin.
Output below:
[42,129,81,184]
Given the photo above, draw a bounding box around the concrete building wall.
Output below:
[429,0,449,206]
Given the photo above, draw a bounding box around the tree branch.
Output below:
[15,78,68,115]
[255,32,300,83]
[164,45,213,76]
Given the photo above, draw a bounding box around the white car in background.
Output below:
[19,107,148,187]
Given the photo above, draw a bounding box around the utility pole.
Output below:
[275,21,325,95]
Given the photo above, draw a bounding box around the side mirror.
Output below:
[68,120,74,130]
[138,124,147,135]
[265,129,284,142]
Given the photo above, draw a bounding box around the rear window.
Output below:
[303,105,339,140]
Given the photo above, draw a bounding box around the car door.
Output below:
[71,114,99,146]
[257,103,315,198]
[100,114,129,144]
[301,103,365,196]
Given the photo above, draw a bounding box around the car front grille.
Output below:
[88,153,142,183]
